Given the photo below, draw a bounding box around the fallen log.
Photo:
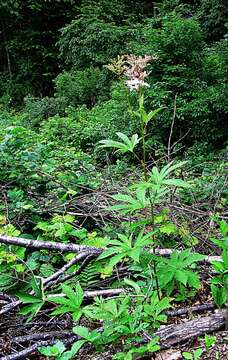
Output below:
[156,310,226,348]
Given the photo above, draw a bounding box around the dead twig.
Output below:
[43,251,94,288]
[165,302,215,317]
[167,93,177,162]
[151,248,222,263]
[11,330,74,343]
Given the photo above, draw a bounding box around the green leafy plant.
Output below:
[113,337,160,360]
[38,341,66,359]
[17,277,45,322]
[38,339,86,360]
[156,250,205,297]
[98,230,155,272]
[210,220,228,308]
[182,348,203,360]
[210,249,228,308]
[99,132,141,154]
[49,282,84,321]
[73,326,102,346]
[142,292,171,328]
[204,334,217,350]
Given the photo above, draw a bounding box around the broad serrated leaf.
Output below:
[175,270,188,285]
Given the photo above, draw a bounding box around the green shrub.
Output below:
[197,0,228,41]
[23,96,67,126]
[58,14,133,68]
[42,84,137,153]
[54,67,110,107]
[128,16,228,147]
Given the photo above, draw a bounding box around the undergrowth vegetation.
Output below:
[0,1,227,359]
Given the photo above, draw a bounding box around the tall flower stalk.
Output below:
[100,55,190,298]
[103,54,162,296]
[124,55,161,298]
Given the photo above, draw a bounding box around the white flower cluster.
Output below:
[124,55,157,91]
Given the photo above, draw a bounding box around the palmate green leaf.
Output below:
[134,230,156,247]
[222,249,228,268]
[129,247,141,263]
[111,190,149,213]
[156,297,172,312]
[39,341,66,357]
[59,283,83,308]
[51,306,71,316]
[124,278,141,294]
[110,238,129,247]
[74,282,84,307]
[72,309,82,321]
[149,162,189,189]
[108,253,125,268]
[159,223,177,235]
[99,139,130,153]
[117,232,133,247]
[98,132,140,154]
[48,296,70,306]
[111,193,138,203]
[159,161,188,179]
[116,132,140,151]
[159,269,175,287]
[182,352,193,360]
[180,251,205,266]
[30,277,43,299]
[193,348,203,360]
[211,284,227,308]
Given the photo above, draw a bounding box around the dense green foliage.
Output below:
[1,0,227,147]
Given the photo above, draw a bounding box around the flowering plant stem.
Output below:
[138,88,160,300]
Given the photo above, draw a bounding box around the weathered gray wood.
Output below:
[155,310,226,348]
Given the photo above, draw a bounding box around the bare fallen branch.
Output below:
[0,234,222,264]
[165,302,215,317]
[11,330,74,343]
[43,251,94,288]
[0,336,77,360]
[0,299,21,316]
[0,252,97,315]
[0,234,102,254]
[152,248,222,263]
[46,288,125,300]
